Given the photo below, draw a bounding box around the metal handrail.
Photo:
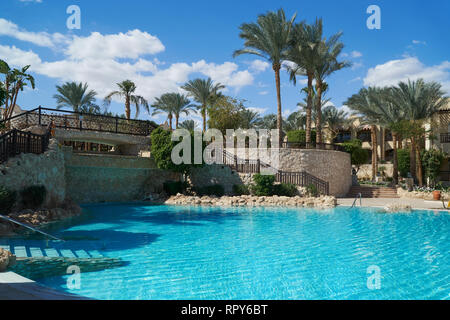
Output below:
[350,193,362,209]
[0,214,64,242]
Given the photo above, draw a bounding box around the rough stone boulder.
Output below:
[0,248,16,272]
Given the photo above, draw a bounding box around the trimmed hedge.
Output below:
[20,185,46,209]
[0,186,17,213]
[287,130,316,143]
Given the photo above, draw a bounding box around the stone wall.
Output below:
[0,139,66,207]
[64,151,181,203]
[276,149,352,197]
[189,164,243,194]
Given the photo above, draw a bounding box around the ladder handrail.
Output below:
[0,214,64,242]
[350,193,362,209]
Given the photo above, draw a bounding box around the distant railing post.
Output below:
[79,114,83,131]
[115,117,118,133]
[38,106,42,125]
[26,132,31,153]
[257,159,260,173]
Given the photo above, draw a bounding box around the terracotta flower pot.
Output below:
[433,190,441,201]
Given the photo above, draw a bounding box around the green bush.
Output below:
[287,130,316,143]
[397,149,410,178]
[422,149,446,185]
[20,185,46,208]
[194,184,225,197]
[163,181,187,196]
[252,174,275,196]
[341,139,369,167]
[0,186,17,213]
[306,184,319,197]
[273,183,297,197]
[233,184,250,196]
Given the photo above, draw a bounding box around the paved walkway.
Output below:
[338,197,449,211]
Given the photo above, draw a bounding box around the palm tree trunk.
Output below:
[305,73,313,146]
[168,115,173,130]
[315,81,323,147]
[175,116,179,129]
[392,132,399,184]
[381,128,386,161]
[371,125,378,181]
[273,63,283,146]
[410,136,417,182]
[415,142,424,186]
[202,106,207,132]
[125,95,131,120]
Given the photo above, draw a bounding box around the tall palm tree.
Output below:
[287,19,322,145]
[390,79,447,185]
[313,33,350,145]
[345,87,383,181]
[181,78,224,132]
[53,82,98,113]
[179,120,198,131]
[152,93,196,129]
[104,80,149,120]
[234,8,297,144]
[284,111,306,132]
[239,109,262,129]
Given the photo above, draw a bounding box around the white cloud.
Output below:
[0,24,257,105]
[66,30,165,60]
[19,0,42,3]
[338,105,351,115]
[0,18,66,48]
[351,62,363,70]
[412,40,427,45]
[258,91,269,95]
[351,51,363,58]
[364,56,450,93]
[249,60,270,73]
[248,107,268,115]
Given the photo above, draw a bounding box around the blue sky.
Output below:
[1,0,449,125]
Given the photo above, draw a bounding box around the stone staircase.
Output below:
[347,185,399,198]
[0,244,103,259]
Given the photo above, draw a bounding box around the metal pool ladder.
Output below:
[0,214,64,242]
[350,193,362,209]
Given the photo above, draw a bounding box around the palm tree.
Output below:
[239,109,262,129]
[313,33,350,145]
[0,60,35,121]
[152,93,196,129]
[179,120,198,131]
[234,8,296,144]
[390,79,447,185]
[53,82,98,113]
[287,19,322,145]
[345,87,383,181]
[104,80,149,120]
[256,114,278,130]
[284,111,306,132]
[181,78,224,132]
[322,105,348,142]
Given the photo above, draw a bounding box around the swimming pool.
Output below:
[9,204,450,299]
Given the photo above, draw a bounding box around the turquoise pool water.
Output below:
[18,205,450,299]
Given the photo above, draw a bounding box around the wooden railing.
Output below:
[0,128,51,163]
[441,133,450,143]
[1,107,157,137]
[222,150,330,195]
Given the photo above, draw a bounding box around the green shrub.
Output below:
[422,149,446,185]
[341,139,369,168]
[0,186,17,213]
[397,149,410,178]
[163,181,187,196]
[20,185,46,208]
[273,183,297,197]
[306,184,319,197]
[233,184,250,196]
[287,130,316,143]
[194,184,225,197]
[252,174,275,196]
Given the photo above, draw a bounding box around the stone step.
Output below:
[348,186,399,198]
[4,244,104,259]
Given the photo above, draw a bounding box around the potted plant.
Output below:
[433,189,441,201]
